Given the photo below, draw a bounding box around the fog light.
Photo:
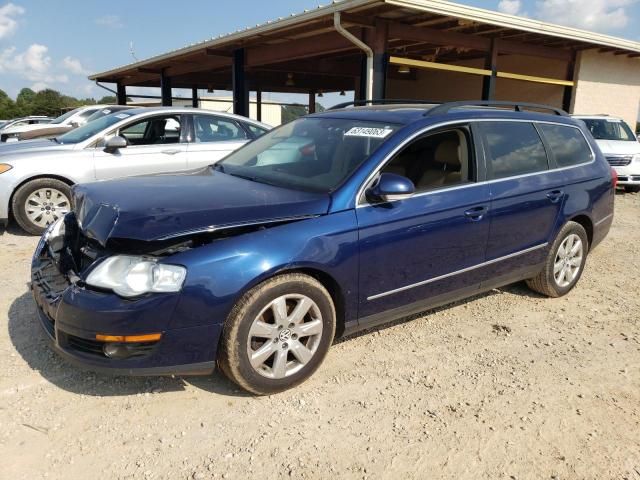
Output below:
[103,343,131,359]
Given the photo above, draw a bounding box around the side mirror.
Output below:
[366,173,415,203]
[104,135,127,153]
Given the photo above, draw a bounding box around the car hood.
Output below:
[594,139,640,156]
[0,138,72,155]
[72,168,331,246]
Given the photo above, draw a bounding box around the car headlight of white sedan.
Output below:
[86,255,187,298]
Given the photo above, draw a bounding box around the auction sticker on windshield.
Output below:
[344,127,393,138]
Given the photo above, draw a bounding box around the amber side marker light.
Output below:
[96,333,162,343]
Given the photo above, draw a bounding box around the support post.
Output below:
[232,48,249,117]
[256,89,262,122]
[308,92,316,114]
[191,87,198,108]
[357,54,367,102]
[116,83,127,105]
[562,51,577,112]
[372,20,388,100]
[482,39,498,101]
[160,70,172,106]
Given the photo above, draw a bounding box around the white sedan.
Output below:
[0,107,270,234]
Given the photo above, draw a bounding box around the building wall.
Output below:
[572,50,640,127]
[386,54,568,108]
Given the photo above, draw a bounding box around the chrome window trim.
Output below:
[367,242,549,301]
[356,118,596,208]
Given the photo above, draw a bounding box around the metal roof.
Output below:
[89,0,640,83]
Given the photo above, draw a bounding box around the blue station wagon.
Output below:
[31,101,615,394]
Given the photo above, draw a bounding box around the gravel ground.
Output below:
[1,193,639,480]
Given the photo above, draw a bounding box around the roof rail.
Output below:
[426,100,569,117]
[329,99,439,110]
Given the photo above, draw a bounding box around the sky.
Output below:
[0,0,639,107]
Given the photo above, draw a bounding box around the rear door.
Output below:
[186,114,250,168]
[479,121,564,283]
[356,124,491,321]
[94,114,188,180]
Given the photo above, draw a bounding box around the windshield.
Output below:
[56,111,135,144]
[85,107,131,123]
[50,108,80,125]
[582,119,637,142]
[217,117,400,193]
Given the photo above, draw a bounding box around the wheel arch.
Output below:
[568,214,594,250]
[236,264,348,339]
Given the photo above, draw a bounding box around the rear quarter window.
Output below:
[538,124,593,167]
[479,122,549,179]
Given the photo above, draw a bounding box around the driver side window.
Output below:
[118,115,182,146]
[381,127,474,193]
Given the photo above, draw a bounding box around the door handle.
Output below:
[464,206,487,221]
[161,149,181,155]
[546,190,564,203]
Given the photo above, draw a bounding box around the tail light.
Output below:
[611,168,618,189]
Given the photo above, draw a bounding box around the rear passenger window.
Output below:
[480,122,548,179]
[538,124,593,167]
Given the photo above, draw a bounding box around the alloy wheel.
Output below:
[247,294,323,379]
[553,233,583,288]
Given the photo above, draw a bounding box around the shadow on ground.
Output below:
[7,289,250,398]
[8,281,541,397]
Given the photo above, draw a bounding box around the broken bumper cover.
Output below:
[31,238,219,376]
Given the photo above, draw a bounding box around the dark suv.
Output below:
[31,101,615,394]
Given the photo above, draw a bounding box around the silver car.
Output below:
[0,107,270,234]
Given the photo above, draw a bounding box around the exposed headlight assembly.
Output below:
[86,256,187,298]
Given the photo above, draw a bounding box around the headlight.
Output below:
[86,255,187,298]
[0,163,12,174]
[633,154,640,163]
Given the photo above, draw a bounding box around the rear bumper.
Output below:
[31,237,220,376]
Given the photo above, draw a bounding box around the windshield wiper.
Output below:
[50,137,60,144]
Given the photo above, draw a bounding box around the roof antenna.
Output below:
[129,41,138,62]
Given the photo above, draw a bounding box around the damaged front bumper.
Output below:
[30,228,218,376]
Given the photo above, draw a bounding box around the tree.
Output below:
[98,95,116,104]
[0,89,19,119]
[16,88,36,115]
[30,89,66,116]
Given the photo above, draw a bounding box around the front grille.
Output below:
[32,257,69,304]
[606,155,633,166]
[66,335,105,356]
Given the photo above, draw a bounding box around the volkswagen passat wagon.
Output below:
[31,101,615,395]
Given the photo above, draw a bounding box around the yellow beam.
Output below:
[389,56,492,76]
[389,55,575,87]
[496,71,574,86]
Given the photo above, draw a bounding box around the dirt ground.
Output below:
[1,193,639,480]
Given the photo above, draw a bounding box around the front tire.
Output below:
[526,221,589,297]
[218,273,336,395]
[12,178,72,235]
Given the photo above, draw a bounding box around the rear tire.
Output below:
[624,185,640,193]
[526,221,588,298]
[11,178,72,235]
[218,273,336,395]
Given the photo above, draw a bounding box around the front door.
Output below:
[94,114,188,180]
[356,125,491,322]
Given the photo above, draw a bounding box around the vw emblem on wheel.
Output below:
[278,329,292,342]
